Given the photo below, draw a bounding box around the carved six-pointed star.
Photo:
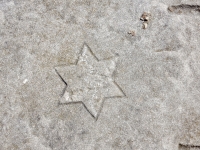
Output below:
[55,43,125,120]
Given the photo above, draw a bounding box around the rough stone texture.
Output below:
[0,0,200,149]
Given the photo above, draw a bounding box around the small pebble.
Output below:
[140,12,151,29]
[142,22,148,29]
[140,12,151,22]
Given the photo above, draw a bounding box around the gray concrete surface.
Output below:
[1,0,200,149]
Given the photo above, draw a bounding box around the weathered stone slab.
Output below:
[1,0,200,149]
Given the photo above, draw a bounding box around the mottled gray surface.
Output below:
[1,0,200,149]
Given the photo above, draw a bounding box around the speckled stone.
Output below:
[1,0,200,149]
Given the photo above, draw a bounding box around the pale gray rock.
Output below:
[0,0,200,150]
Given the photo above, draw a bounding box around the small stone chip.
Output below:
[128,30,135,36]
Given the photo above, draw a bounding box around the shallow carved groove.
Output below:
[179,143,200,150]
[168,4,200,15]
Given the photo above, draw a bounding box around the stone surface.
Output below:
[1,0,200,149]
